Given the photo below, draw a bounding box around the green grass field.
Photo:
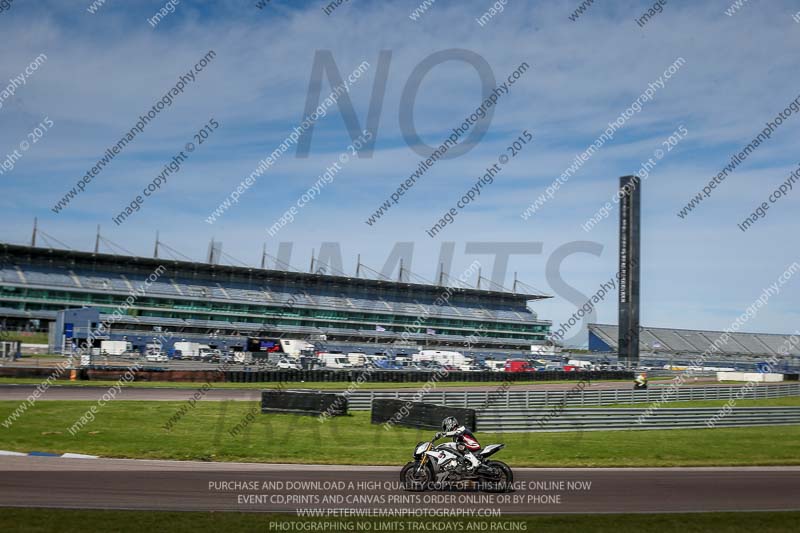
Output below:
[0,509,798,533]
[1,400,799,466]
[0,332,48,344]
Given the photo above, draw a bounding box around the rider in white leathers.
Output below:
[435,416,482,471]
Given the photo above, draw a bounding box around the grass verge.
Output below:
[0,332,48,344]
[1,400,799,466]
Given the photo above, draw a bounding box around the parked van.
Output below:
[319,352,353,369]
[413,350,471,368]
[567,359,594,370]
[484,360,506,372]
[347,352,367,366]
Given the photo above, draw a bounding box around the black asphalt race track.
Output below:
[0,456,798,514]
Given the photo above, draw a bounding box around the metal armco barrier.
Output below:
[475,407,800,432]
[641,369,716,378]
[341,382,800,410]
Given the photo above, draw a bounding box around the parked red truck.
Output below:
[504,359,537,372]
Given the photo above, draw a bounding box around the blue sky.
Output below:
[1,0,799,346]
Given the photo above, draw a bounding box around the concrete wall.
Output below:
[717,372,784,382]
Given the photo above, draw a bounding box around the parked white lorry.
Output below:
[319,352,354,369]
[145,351,168,362]
[567,359,594,370]
[531,344,562,356]
[276,358,301,370]
[484,360,506,372]
[233,351,252,364]
[145,342,168,362]
[347,352,367,366]
[173,341,210,359]
[199,348,222,360]
[279,339,314,357]
[412,350,472,370]
[100,340,132,356]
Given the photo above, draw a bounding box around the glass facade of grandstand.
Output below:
[0,245,550,350]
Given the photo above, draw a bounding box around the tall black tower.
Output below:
[618,175,641,367]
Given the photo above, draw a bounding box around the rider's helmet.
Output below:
[442,416,458,432]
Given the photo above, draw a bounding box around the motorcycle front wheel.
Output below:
[480,460,513,492]
[400,461,433,491]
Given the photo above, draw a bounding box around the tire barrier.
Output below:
[370,398,476,431]
[1,366,629,382]
[0,366,71,379]
[85,369,224,382]
[224,370,633,383]
[475,406,800,432]
[261,390,348,417]
[0,367,226,382]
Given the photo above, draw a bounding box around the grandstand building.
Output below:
[589,323,800,359]
[0,243,552,355]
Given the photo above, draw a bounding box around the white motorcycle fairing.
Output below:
[402,433,513,492]
[425,446,460,472]
[479,443,505,458]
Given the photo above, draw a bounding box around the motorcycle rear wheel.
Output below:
[480,460,513,492]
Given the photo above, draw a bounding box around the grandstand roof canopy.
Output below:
[1,243,550,303]
[589,323,800,357]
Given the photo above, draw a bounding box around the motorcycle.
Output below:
[400,433,513,492]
